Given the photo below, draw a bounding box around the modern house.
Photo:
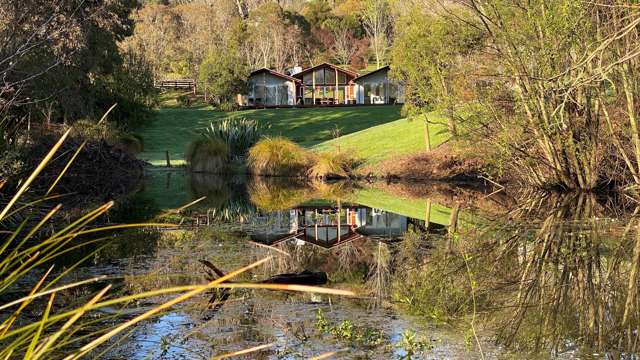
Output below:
[292,63,359,105]
[239,68,300,107]
[352,65,405,105]
[238,63,404,108]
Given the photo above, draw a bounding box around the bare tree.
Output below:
[361,0,392,68]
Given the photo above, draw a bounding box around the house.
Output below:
[238,63,403,108]
[291,63,359,105]
[239,68,300,107]
[352,65,405,105]
[249,204,417,248]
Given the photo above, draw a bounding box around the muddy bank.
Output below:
[2,134,144,211]
[358,144,487,183]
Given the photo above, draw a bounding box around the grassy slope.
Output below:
[313,113,450,165]
[137,104,403,166]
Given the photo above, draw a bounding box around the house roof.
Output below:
[352,65,390,82]
[249,68,301,83]
[293,62,359,78]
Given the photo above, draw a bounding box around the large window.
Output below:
[324,69,335,85]
[278,85,288,105]
[303,73,313,85]
[314,70,323,85]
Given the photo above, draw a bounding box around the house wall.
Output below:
[245,72,296,106]
[354,69,405,105]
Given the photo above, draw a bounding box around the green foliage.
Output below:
[198,41,248,105]
[396,329,431,358]
[247,137,311,176]
[391,7,483,117]
[203,117,264,161]
[308,151,360,179]
[186,136,230,173]
[314,308,385,347]
[95,50,159,129]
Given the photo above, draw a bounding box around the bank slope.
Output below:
[313,113,449,165]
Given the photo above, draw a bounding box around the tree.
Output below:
[361,0,392,68]
[0,0,144,146]
[198,26,248,106]
[244,3,303,72]
[391,6,483,138]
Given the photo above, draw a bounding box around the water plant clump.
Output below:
[247,137,311,176]
[314,308,385,347]
[203,116,264,161]
[186,136,229,173]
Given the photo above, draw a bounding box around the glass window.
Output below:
[325,68,335,85]
[314,69,323,85]
[304,87,314,105]
[278,85,288,105]
[363,84,371,104]
[338,72,346,84]
[303,73,313,85]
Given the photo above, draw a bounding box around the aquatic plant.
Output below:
[203,116,264,161]
[314,309,384,347]
[247,137,311,176]
[186,136,229,173]
[308,151,361,179]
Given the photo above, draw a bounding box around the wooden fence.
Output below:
[155,79,196,93]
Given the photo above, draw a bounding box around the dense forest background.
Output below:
[3,0,640,191]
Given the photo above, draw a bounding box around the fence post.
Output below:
[165,150,171,168]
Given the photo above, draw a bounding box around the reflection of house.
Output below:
[353,66,405,105]
[240,68,301,107]
[250,205,414,248]
[238,63,404,108]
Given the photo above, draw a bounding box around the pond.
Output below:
[65,170,640,358]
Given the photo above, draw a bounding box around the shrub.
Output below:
[186,136,229,173]
[204,117,264,161]
[176,93,192,107]
[308,151,360,179]
[217,101,240,112]
[247,137,311,176]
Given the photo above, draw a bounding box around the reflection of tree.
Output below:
[366,242,391,308]
[396,193,640,355]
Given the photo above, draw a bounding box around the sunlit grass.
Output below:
[137,103,402,165]
[314,113,450,165]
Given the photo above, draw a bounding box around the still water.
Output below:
[87,169,640,359]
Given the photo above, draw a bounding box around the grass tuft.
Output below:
[186,136,229,173]
[247,137,311,176]
[308,151,361,179]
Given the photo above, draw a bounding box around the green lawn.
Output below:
[313,113,450,165]
[137,105,403,166]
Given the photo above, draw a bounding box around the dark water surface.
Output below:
[81,169,640,359]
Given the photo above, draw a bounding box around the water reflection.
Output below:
[393,192,640,358]
[110,170,640,358]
